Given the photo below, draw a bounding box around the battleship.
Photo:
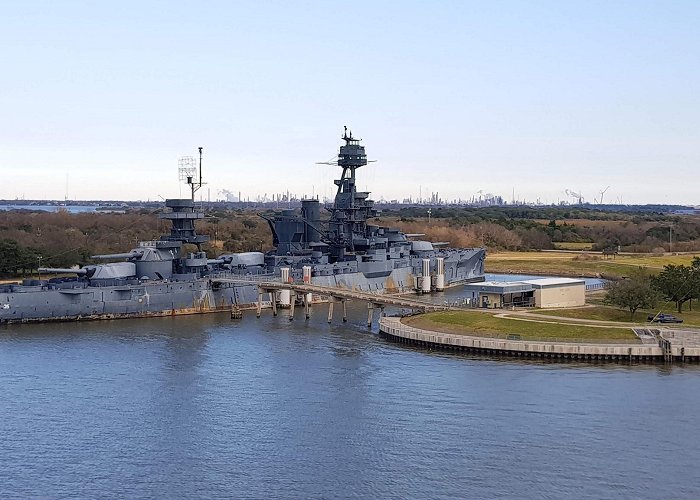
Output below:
[0,129,485,324]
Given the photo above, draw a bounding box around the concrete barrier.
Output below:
[378,317,699,363]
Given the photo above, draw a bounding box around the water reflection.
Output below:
[1,304,699,497]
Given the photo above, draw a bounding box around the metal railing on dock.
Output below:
[586,282,607,292]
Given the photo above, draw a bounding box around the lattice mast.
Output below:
[178,147,206,202]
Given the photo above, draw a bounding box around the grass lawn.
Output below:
[553,242,594,250]
[405,310,639,342]
[537,304,700,327]
[485,251,700,278]
[535,306,641,323]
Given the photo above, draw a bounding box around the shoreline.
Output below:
[379,316,700,363]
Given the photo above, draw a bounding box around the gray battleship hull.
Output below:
[1,279,257,324]
[0,250,484,324]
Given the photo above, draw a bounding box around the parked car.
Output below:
[647,313,683,324]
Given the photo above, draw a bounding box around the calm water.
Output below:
[0,204,99,213]
[1,303,699,499]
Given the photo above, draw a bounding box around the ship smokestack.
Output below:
[421,258,431,294]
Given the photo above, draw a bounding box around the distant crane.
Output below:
[565,189,584,205]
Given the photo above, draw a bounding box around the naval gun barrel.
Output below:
[38,267,88,275]
[91,250,144,260]
[207,259,225,265]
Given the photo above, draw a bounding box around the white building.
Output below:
[464,277,586,309]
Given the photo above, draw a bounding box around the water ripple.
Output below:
[1,307,700,498]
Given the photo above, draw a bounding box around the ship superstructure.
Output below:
[0,130,485,324]
[263,127,485,292]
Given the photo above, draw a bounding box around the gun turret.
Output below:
[91,250,144,260]
[38,268,89,276]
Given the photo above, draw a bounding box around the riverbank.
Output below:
[380,311,700,363]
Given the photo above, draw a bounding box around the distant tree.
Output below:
[472,223,521,250]
[604,271,659,319]
[223,239,244,253]
[691,258,700,311]
[0,239,24,275]
[0,239,39,275]
[241,218,257,229]
[652,264,700,313]
[517,228,554,250]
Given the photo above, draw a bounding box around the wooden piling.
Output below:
[230,305,242,320]
[289,292,295,321]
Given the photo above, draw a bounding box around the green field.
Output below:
[485,251,700,278]
[537,304,700,327]
[405,310,638,342]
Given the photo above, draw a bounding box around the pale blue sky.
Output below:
[1,1,698,204]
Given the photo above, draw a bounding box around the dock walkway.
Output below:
[213,278,449,324]
[213,278,448,311]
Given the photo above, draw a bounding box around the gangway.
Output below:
[211,278,450,325]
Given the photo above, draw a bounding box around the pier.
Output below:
[213,278,449,325]
[379,317,700,363]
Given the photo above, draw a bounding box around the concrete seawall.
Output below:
[379,317,700,363]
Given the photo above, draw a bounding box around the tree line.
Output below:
[389,206,700,252]
[604,258,700,318]
[1,206,699,278]
[0,209,273,277]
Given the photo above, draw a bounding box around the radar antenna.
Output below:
[178,147,206,201]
